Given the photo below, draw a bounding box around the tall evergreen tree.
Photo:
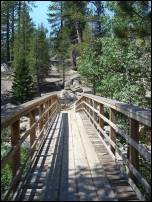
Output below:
[12,2,34,103]
[30,24,49,96]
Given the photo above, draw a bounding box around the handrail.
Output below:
[1,93,61,199]
[75,93,151,197]
[76,94,151,127]
[1,92,60,128]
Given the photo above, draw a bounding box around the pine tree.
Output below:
[30,24,49,96]
[12,2,34,104]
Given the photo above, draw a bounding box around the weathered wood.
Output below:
[11,120,20,192]
[128,118,139,182]
[1,93,59,129]
[39,104,44,135]
[110,108,116,155]
[77,102,151,162]
[79,111,139,201]
[78,94,151,127]
[30,110,36,157]
[99,103,104,139]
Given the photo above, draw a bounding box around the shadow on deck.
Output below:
[14,111,138,201]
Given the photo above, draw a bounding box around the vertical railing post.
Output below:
[99,103,104,139]
[93,100,97,129]
[49,98,52,117]
[30,110,36,157]
[128,118,139,181]
[109,108,116,155]
[11,120,20,192]
[39,104,43,135]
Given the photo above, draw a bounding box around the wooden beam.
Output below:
[109,108,116,155]
[99,103,104,139]
[30,110,36,157]
[11,120,20,192]
[128,118,139,182]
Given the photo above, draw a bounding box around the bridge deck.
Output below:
[15,109,138,201]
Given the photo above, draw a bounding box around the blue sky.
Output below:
[29,1,51,34]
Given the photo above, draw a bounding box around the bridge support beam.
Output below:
[128,118,139,182]
[11,120,20,192]
[99,103,104,139]
[109,108,116,155]
[30,110,36,158]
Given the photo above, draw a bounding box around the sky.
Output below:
[29,1,51,34]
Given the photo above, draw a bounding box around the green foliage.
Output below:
[12,56,34,103]
[29,24,50,81]
[12,2,34,103]
[1,164,12,199]
[77,36,151,107]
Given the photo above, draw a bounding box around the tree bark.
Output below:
[18,1,21,33]
[71,50,77,70]
[6,10,10,64]
[11,4,15,61]
[75,22,82,43]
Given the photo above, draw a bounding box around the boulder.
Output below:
[72,79,80,88]
[82,87,93,94]
[70,86,83,93]
[69,92,77,101]
[104,126,110,134]
[59,89,77,104]
[64,80,72,90]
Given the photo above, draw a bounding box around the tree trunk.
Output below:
[75,22,82,43]
[62,64,65,88]
[6,10,10,64]
[92,80,96,95]
[60,1,63,28]
[11,5,15,61]
[18,1,21,32]
[71,50,77,70]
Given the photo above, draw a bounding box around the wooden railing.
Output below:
[1,93,61,200]
[75,94,151,199]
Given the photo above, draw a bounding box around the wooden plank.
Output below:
[70,109,99,201]
[77,105,151,162]
[129,118,139,177]
[11,120,21,192]
[79,111,139,201]
[110,108,116,155]
[1,93,59,129]
[83,107,151,193]
[59,111,78,201]
[76,112,118,201]
[30,110,36,157]
[17,113,61,201]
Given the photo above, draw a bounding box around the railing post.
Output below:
[93,100,97,129]
[99,103,104,139]
[128,118,139,181]
[30,110,36,157]
[49,98,52,117]
[109,108,116,155]
[11,120,20,192]
[39,104,43,134]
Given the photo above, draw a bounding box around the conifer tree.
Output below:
[12,2,33,103]
[30,24,49,96]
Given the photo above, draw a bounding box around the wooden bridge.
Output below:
[1,93,151,201]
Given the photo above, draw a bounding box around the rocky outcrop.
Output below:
[59,89,77,105]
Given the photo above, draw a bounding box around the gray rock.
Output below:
[83,87,93,94]
[70,86,83,93]
[104,126,110,133]
[59,89,77,104]
[72,79,80,88]
[64,80,72,89]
